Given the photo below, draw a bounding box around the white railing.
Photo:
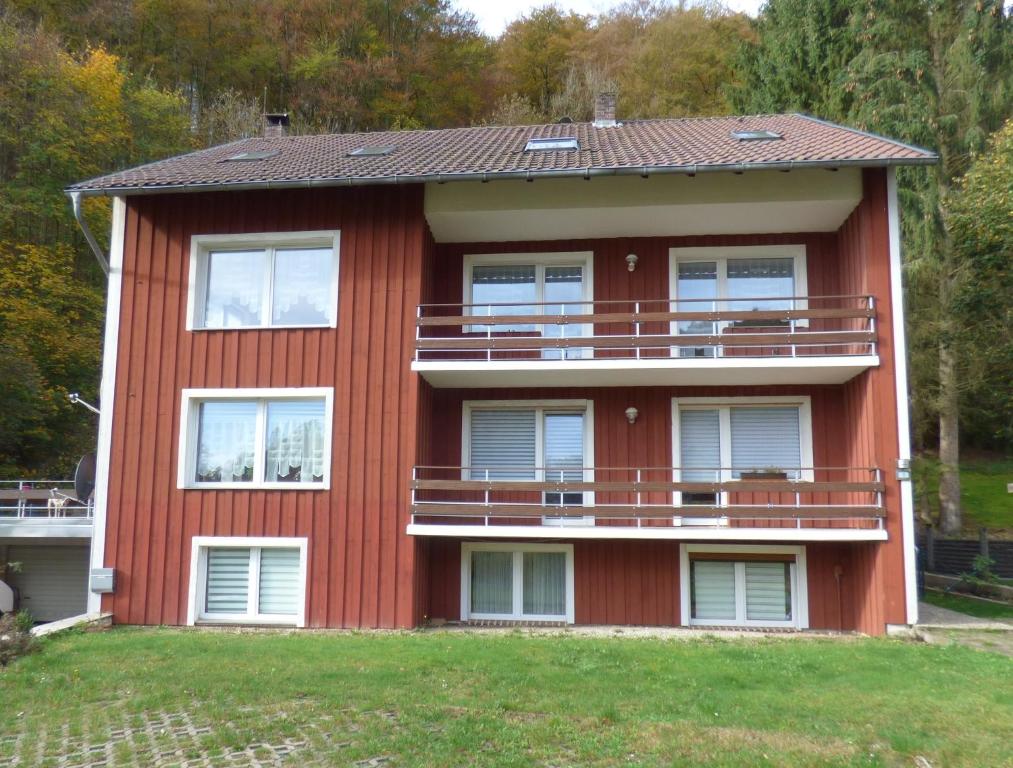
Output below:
[415,295,877,362]
[0,480,93,520]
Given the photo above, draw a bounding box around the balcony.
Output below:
[412,295,878,387]
[407,466,887,542]
[0,481,94,539]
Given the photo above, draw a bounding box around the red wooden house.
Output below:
[67,105,935,634]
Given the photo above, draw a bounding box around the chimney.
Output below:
[593,93,617,128]
[263,113,290,138]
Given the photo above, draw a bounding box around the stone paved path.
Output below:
[918,601,1012,629]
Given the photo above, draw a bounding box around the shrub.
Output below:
[0,610,35,666]
[956,555,1001,597]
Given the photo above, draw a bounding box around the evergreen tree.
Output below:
[734,0,1012,533]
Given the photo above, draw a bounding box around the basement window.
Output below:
[730,130,783,141]
[222,150,280,162]
[189,537,308,626]
[347,145,396,157]
[524,137,579,152]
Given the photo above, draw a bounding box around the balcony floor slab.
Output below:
[412,355,879,388]
[407,523,888,542]
[0,519,93,540]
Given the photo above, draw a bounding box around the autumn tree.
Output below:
[0,11,188,476]
[496,7,592,118]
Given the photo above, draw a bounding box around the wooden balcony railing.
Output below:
[415,295,876,362]
[410,466,885,530]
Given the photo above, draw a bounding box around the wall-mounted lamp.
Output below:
[625,406,639,424]
[625,253,638,272]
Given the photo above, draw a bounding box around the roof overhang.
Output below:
[424,167,866,242]
[64,155,937,199]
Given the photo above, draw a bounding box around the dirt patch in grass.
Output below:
[920,628,1013,657]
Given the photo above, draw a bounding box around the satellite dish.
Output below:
[74,453,96,502]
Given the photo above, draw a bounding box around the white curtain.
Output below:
[258,548,301,615]
[471,551,513,614]
[471,265,536,331]
[196,401,257,482]
[727,257,794,311]
[204,250,265,327]
[265,400,326,482]
[271,247,332,325]
[205,547,250,614]
[522,552,565,616]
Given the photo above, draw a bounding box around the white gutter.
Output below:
[887,167,919,626]
[66,155,939,199]
[84,196,125,613]
[69,191,110,275]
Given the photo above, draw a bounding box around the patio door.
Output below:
[467,403,593,526]
[466,253,592,359]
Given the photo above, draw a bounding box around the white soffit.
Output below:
[411,356,879,388]
[424,168,863,243]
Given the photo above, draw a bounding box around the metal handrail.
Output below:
[414,295,877,361]
[410,465,886,529]
[0,480,93,520]
[420,294,874,310]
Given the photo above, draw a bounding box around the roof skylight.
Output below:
[731,129,783,141]
[222,150,280,162]
[524,137,579,152]
[347,145,396,157]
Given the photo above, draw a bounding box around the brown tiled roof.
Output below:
[68,113,936,195]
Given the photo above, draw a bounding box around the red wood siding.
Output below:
[427,232,841,307]
[415,174,906,634]
[835,169,907,631]
[423,538,882,631]
[102,185,427,628]
[102,169,906,634]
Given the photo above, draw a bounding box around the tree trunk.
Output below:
[938,341,961,534]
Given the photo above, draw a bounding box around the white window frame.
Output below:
[186,230,341,330]
[460,542,575,623]
[679,543,808,629]
[462,252,594,340]
[668,245,808,344]
[671,396,814,523]
[462,399,595,525]
[186,536,308,627]
[177,387,334,490]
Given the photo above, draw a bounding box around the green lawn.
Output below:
[923,588,1013,621]
[914,456,1013,532]
[1,629,1011,767]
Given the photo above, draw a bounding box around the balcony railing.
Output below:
[410,466,885,531]
[415,295,876,362]
[0,480,94,521]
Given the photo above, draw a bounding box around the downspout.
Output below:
[69,190,110,275]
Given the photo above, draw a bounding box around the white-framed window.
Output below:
[462,400,594,525]
[671,396,814,519]
[461,542,575,623]
[668,245,807,356]
[463,252,593,354]
[177,387,333,490]
[679,544,808,629]
[186,231,340,330]
[186,536,308,626]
